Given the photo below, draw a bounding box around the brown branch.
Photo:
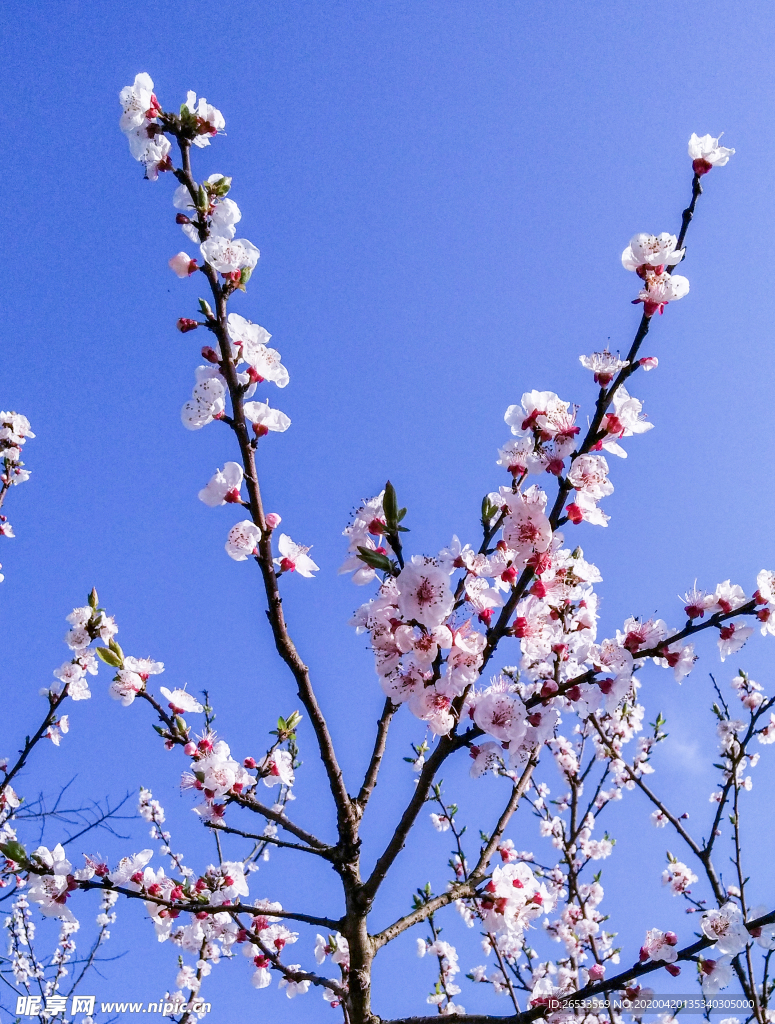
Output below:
[372,756,537,949]
[74,878,342,930]
[361,728,472,904]
[479,172,705,666]
[175,139,356,849]
[355,698,397,811]
[470,753,538,877]
[205,821,332,857]
[2,689,71,792]
[228,791,331,851]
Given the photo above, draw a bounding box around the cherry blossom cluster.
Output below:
[0,410,34,581]
[119,74,318,584]
[119,73,223,181]
[344,479,773,754]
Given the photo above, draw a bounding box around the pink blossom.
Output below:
[396,557,454,628]
[169,252,198,278]
[273,534,319,577]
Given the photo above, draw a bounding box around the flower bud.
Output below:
[177,318,198,333]
[265,513,282,530]
[201,346,220,364]
[169,252,198,278]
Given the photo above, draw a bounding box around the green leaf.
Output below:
[198,298,214,319]
[0,841,27,864]
[285,710,302,732]
[210,175,232,196]
[237,266,252,291]
[356,546,394,573]
[95,647,122,668]
[109,638,124,660]
[383,480,398,527]
[481,495,498,524]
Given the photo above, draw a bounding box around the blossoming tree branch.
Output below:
[1,74,774,1024]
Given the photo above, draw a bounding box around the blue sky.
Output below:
[2,0,775,1019]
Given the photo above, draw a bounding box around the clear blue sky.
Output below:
[2,1,775,1019]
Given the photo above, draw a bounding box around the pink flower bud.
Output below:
[693,157,713,176]
[639,356,659,371]
[588,964,605,982]
[175,213,191,225]
[565,503,583,525]
[201,346,220,364]
[243,757,257,769]
[184,742,197,756]
[169,252,198,278]
[265,513,282,530]
[665,963,681,977]
[177,318,198,333]
[664,931,678,945]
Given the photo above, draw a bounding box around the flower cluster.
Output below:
[0,411,34,580]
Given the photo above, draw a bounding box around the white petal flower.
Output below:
[622,233,684,273]
[689,133,735,174]
[119,73,157,133]
[200,237,259,274]
[182,377,225,430]
[159,687,203,714]
[244,400,291,435]
[199,462,244,507]
[274,534,319,577]
[226,521,262,561]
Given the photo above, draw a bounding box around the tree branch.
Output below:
[372,756,537,949]
[355,699,397,812]
[378,908,775,1024]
